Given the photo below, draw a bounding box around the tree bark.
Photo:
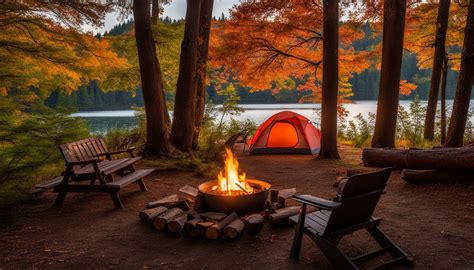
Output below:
[171,0,202,152]
[362,147,474,170]
[192,0,214,150]
[151,0,159,25]
[133,0,171,157]
[371,0,407,148]
[440,57,448,144]
[445,2,474,147]
[423,0,451,140]
[318,0,340,159]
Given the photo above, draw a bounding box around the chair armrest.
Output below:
[67,159,100,166]
[292,194,341,210]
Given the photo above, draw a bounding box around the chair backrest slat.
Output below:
[58,138,109,169]
[324,167,392,235]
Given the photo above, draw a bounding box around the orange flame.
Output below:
[217,148,254,195]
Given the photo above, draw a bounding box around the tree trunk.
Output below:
[445,2,474,147]
[193,0,214,150]
[318,0,340,159]
[151,0,159,25]
[362,147,474,170]
[371,0,407,148]
[401,169,474,184]
[440,57,448,144]
[133,0,171,157]
[171,0,202,152]
[423,0,451,140]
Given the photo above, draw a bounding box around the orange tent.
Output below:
[248,111,321,155]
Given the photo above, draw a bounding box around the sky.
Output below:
[95,0,238,34]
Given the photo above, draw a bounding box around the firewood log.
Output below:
[167,212,188,233]
[179,185,199,198]
[363,147,474,170]
[196,221,215,236]
[223,218,245,240]
[268,206,300,226]
[244,213,264,235]
[146,194,179,209]
[168,200,190,211]
[277,188,296,207]
[184,217,204,237]
[153,208,184,231]
[200,212,227,222]
[205,212,239,240]
[270,189,279,202]
[139,206,168,224]
[401,169,474,183]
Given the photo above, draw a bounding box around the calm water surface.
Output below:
[71,100,459,133]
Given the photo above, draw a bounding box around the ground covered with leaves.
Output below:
[1,145,473,269]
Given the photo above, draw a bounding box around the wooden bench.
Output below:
[50,137,153,209]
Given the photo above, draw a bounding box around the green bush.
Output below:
[0,96,89,207]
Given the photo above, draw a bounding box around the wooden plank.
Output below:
[146,194,179,209]
[34,176,63,190]
[179,185,199,198]
[101,156,141,175]
[106,169,154,189]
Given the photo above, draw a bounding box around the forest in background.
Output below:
[40,17,465,112]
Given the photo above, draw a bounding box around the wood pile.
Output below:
[139,186,301,241]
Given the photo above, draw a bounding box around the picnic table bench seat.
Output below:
[47,137,152,209]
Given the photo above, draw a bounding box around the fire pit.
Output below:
[198,149,271,214]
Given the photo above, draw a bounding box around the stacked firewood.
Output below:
[139,186,301,240]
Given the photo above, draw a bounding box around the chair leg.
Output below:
[313,235,358,270]
[110,192,123,209]
[290,203,306,260]
[53,190,67,206]
[137,178,148,191]
[367,227,414,268]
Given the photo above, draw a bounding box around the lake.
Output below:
[71,100,460,134]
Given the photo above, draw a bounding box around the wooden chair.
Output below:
[52,138,153,209]
[289,167,414,269]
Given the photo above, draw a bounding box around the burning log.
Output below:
[146,194,179,209]
[167,212,188,233]
[223,218,245,240]
[268,206,300,226]
[205,212,239,240]
[139,206,168,224]
[200,212,227,222]
[244,213,264,235]
[153,208,184,231]
[277,188,296,207]
[401,169,474,184]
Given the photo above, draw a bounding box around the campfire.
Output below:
[211,148,255,196]
[198,148,271,214]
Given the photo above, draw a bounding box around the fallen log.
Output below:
[167,212,188,233]
[205,212,239,240]
[244,213,264,235]
[146,194,179,209]
[223,218,245,240]
[139,206,168,224]
[153,208,184,231]
[268,206,300,226]
[401,169,474,184]
[277,188,296,207]
[363,147,474,170]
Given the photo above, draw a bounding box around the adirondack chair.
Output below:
[52,138,153,209]
[289,167,414,269]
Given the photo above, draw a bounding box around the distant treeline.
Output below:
[44,22,466,111]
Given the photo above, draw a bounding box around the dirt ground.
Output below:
[1,145,473,269]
